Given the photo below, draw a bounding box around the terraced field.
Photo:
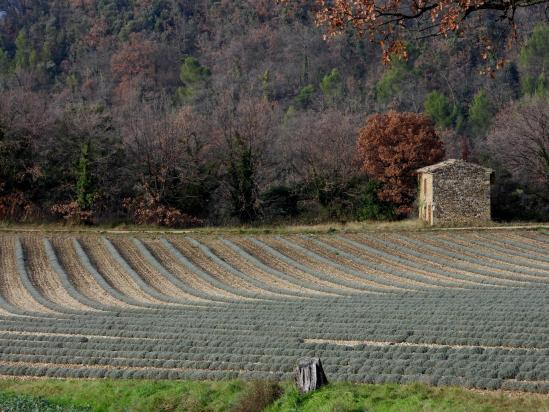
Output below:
[0,230,548,392]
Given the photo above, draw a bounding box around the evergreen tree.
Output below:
[227,133,259,223]
[14,30,30,71]
[356,180,395,221]
[519,23,549,96]
[320,69,343,105]
[295,84,315,108]
[0,49,10,75]
[177,56,211,102]
[424,91,458,129]
[76,142,94,210]
[468,91,494,136]
[261,69,271,100]
[375,45,418,105]
[535,73,547,97]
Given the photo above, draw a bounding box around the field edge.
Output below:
[1,220,548,237]
[0,378,548,412]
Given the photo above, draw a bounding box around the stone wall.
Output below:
[431,163,491,225]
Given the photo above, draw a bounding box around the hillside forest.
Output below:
[0,0,548,227]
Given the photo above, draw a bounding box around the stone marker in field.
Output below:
[295,357,328,393]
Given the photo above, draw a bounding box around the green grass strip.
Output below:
[0,379,548,412]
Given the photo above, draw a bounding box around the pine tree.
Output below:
[261,69,271,100]
[468,91,494,136]
[320,69,343,106]
[519,23,549,96]
[424,91,458,129]
[177,56,211,102]
[295,84,315,108]
[14,30,30,71]
[0,49,11,75]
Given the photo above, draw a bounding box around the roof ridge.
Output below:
[416,159,493,173]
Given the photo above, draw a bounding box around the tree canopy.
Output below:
[357,112,445,216]
[314,0,549,63]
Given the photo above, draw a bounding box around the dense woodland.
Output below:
[0,0,547,226]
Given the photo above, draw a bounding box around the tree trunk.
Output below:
[294,357,328,394]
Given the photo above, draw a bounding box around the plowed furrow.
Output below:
[0,236,51,313]
[351,234,517,287]
[469,233,549,263]
[200,238,317,295]
[437,233,549,275]
[51,238,130,309]
[259,236,395,292]
[400,234,547,283]
[233,238,355,295]
[110,238,202,302]
[169,238,269,299]
[142,239,234,300]
[289,235,432,289]
[21,237,90,311]
[79,237,164,305]
[321,235,473,287]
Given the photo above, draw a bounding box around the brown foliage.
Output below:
[111,33,157,103]
[123,194,204,228]
[0,192,41,222]
[51,201,94,225]
[357,111,445,215]
[313,0,538,66]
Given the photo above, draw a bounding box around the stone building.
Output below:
[416,159,493,225]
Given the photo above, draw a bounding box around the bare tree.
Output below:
[487,96,549,198]
[214,93,280,223]
[283,109,360,190]
[274,109,365,219]
[119,98,217,218]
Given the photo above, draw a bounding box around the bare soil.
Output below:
[0,236,52,313]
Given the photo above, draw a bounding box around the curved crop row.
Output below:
[220,238,344,296]
[102,237,186,305]
[72,239,149,309]
[185,237,304,299]
[43,239,106,311]
[14,238,76,314]
[349,235,528,286]
[250,238,383,295]
[160,238,269,301]
[131,238,231,303]
[457,233,549,265]
[302,235,465,289]
[427,235,549,276]
[278,236,420,291]
[395,234,546,281]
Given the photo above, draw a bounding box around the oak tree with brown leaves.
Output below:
[357,111,445,216]
[314,0,549,67]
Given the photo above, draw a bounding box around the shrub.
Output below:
[355,180,395,221]
[0,192,43,222]
[51,201,94,225]
[232,380,283,412]
[122,194,204,228]
[0,391,92,412]
[261,185,299,221]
